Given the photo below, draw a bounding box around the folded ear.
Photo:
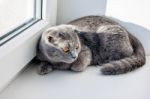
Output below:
[44,28,57,43]
[47,36,53,42]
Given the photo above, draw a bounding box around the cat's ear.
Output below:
[45,29,57,43]
[47,36,53,42]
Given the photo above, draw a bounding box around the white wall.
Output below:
[106,0,150,55]
[57,0,107,24]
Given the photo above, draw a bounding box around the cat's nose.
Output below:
[71,52,77,59]
[71,54,76,59]
[72,56,76,59]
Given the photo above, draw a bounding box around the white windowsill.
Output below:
[1,56,150,99]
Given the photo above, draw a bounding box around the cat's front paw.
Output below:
[38,65,53,75]
[71,65,87,72]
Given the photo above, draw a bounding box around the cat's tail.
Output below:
[101,33,146,75]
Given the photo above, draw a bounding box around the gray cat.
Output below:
[37,16,146,75]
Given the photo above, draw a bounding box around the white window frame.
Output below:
[0,0,57,92]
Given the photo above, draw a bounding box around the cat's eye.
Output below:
[62,47,70,53]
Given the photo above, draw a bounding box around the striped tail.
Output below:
[101,33,146,75]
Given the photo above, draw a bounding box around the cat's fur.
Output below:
[37,16,146,75]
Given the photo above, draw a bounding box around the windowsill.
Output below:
[1,56,150,99]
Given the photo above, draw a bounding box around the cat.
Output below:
[37,16,146,75]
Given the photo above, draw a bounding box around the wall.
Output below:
[57,0,107,24]
[106,0,150,55]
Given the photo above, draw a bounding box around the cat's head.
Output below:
[40,25,81,63]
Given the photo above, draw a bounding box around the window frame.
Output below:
[0,0,57,92]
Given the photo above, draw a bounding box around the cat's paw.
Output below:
[38,65,53,75]
[71,65,86,72]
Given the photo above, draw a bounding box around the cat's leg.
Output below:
[71,47,92,72]
[38,61,53,75]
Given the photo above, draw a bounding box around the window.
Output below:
[0,0,57,92]
[0,0,42,46]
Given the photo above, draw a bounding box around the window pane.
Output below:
[0,0,42,46]
[0,0,34,37]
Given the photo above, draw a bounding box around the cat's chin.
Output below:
[51,58,76,64]
[62,59,77,64]
[63,61,75,64]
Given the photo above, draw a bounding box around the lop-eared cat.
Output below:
[37,16,145,75]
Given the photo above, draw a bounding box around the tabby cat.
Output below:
[37,16,146,75]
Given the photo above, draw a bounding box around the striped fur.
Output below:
[100,33,146,75]
[37,16,146,75]
[69,16,146,75]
